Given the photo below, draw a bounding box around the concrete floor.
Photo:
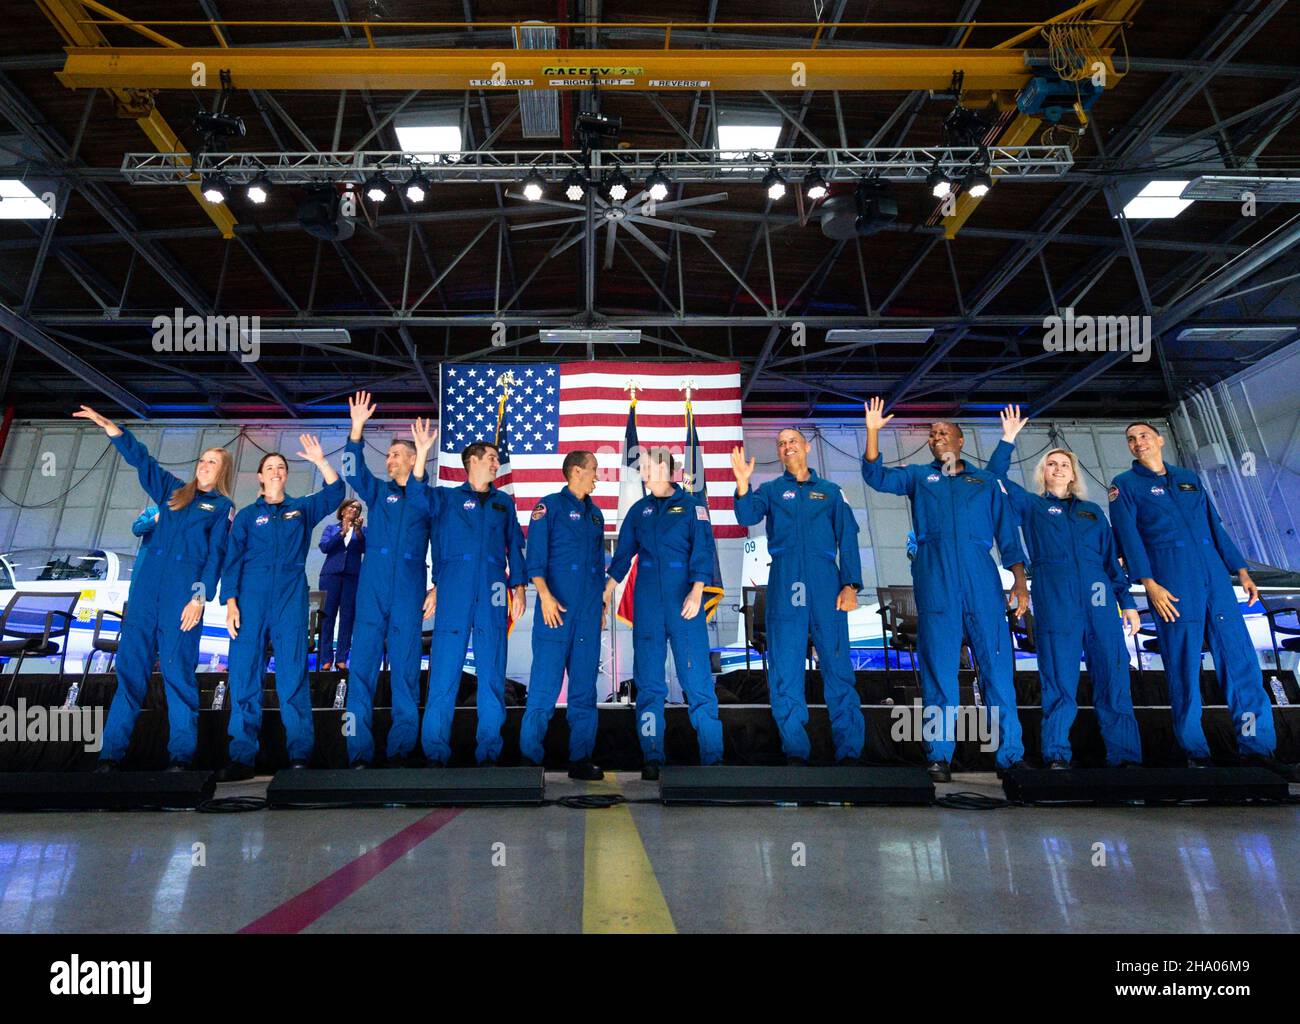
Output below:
[1,774,1296,933]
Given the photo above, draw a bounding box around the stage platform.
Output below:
[1,670,1296,772]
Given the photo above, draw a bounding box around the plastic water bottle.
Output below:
[63,680,80,709]
[212,679,227,711]
[333,679,347,709]
[972,677,984,707]
[1269,677,1290,706]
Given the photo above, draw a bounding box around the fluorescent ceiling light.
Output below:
[1181,175,1300,202]
[394,118,462,162]
[540,328,641,345]
[0,178,53,219]
[716,124,782,160]
[825,328,934,345]
[1121,180,1193,219]
[1175,326,1296,343]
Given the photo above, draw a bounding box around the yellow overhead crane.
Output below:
[37,0,237,238]
[42,4,1140,239]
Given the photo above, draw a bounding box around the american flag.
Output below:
[436,360,745,537]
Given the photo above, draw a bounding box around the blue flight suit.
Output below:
[220,479,344,767]
[519,487,606,765]
[100,429,231,765]
[608,485,724,766]
[131,506,159,573]
[861,453,1026,768]
[986,441,1142,765]
[734,468,865,762]
[420,482,526,764]
[1108,460,1275,758]
[318,522,365,666]
[342,440,435,765]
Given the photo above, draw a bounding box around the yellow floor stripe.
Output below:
[582,777,677,934]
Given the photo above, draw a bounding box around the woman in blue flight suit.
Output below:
[987,406,1143,768]
[318,497,365,669]
[218,437,344,781]
[74,405,234,772]
[605,447,724,778]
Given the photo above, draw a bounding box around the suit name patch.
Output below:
[1177,482,1198,492]
[198,502,215,511]
[1077,510,1098,520]
[284,509,302,519]
[668,505,685,513]
[809,491,827,500]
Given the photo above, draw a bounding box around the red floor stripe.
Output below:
[239,808,463,934]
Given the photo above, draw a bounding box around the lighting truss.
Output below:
[119,146,1074,188]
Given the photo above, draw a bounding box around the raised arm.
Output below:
[861,397,914,497]
[343,391,381,506]
[75,405,182,506]
[297,434,346,523]
[731,445,768,526]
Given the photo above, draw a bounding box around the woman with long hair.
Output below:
[73,405,235,771]
[987,406,1143,769]
[216,438,343,780]
[317,497,365,670]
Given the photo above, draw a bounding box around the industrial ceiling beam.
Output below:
[56,47,1077,93]
[0,300,148,417]
[36,0,237,239]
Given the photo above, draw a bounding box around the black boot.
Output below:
[214,762,255,783]
[926,759,951,783]
[641,762,661,781]
[568,759,604,781]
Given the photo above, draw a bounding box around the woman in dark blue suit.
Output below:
[318,497,365,669]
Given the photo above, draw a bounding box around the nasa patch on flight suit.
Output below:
[809,491,827,500]
[255,514,270,526]
[1177,482,1198,492]
[531,503,547,521]
[1108,485,1119,502]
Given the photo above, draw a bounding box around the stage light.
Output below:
[605,164,631,202]
[363,173,392,204]
[245,174,270,205]
[804,168,828,200]
[646,166,671,202]
[522,170,546,202]
[201,173,229,204]
[404,171,429,204]
[926,163,951,199]
[964,166,992,198]
[762,166,787,200]
[562,169,585,202]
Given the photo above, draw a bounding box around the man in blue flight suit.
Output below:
[862,398,1031,782]
[987,406,1143,769]
[410,423,525,766]
[341,391,436,768]
[731,428,865,766]
[218,438,344,781]
[1109,421,1291,776]
[605,446,724,779]
[519,450,608,780]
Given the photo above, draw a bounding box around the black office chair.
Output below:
[877,585,921,689]
[0,591,79,704]
[72,603,127,702]
[1006,605,1037,690]
[740,586,769,687]
[1261,593,1300,703]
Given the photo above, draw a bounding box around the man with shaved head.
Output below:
[862,398,1031,782]
[731,427,866,766]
